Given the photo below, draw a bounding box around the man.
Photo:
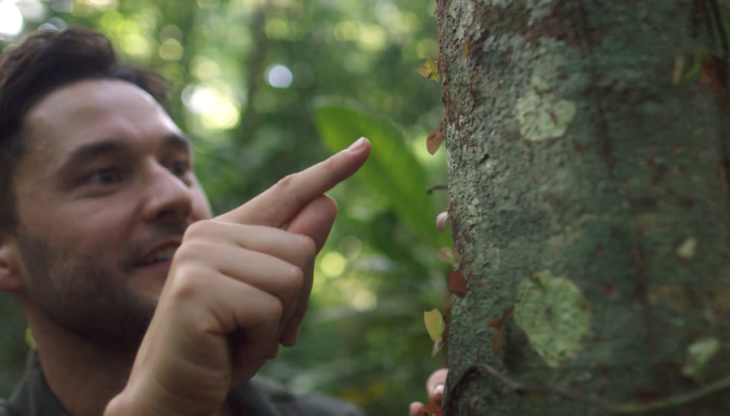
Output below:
[0,27,445,416]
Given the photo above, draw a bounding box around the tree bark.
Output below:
[436,1,730,415]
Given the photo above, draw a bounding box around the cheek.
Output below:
[21,197,136,255]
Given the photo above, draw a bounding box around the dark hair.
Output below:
[0,27,171,233]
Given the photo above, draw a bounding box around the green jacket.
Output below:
[0,351,364,416]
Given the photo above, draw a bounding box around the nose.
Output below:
[140,163,193,223]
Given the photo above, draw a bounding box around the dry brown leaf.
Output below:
[448,270,468,298]
[700,55,726,97]
[427,129,445,155]
[492,326,505,356]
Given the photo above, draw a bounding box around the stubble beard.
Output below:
[17,229,159,353]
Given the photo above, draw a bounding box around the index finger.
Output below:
[217,137,370,227]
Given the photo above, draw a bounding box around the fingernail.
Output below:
[434,383,444,394]
[347,137,367,152]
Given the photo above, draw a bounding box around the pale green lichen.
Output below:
[463,198,481,227]
[677,238,697,260]
[682,337,720,381]
[547,228,582,251]
[514,270,591,368]
[515,77,576,141]
[648,284,702,313]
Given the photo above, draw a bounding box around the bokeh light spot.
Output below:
[183,85,240,130]
[334,21,359,41]
[159,38,183,61]
[191,56,221,80]
[350,290,377,312]
[266,65,293,89]
[339,236,363,261]
[188,87,217,114]
[50,0,73,13]
[121,33,151,58]
[265,17,289,39]
[0,2,24,39]
[17,0,47,22]
[201,98,239,130]
[320,252,347,278]
[160,24,183,41]
[357,24,387,51]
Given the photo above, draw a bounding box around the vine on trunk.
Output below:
[445,363,730,415]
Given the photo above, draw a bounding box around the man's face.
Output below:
[10,79,212,349]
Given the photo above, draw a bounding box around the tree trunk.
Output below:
[436,1,730,415]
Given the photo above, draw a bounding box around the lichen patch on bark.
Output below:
[514,270,591,368]
[676,237,698,259]
[547,228,582,251]
[682,337,720,381]
[515,77,576,141]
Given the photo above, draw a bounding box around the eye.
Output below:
[87,169,122,186]
[168,160,191,177]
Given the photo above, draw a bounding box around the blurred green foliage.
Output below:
[0,0,450,414]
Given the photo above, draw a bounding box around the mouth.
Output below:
[134,242,180,268]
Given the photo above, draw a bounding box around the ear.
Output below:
[0,232,25,292]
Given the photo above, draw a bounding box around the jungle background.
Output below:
[0,0,451,414]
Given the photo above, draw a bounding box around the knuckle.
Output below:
[263,296,284,321]
[170,268,206,301]
[274,174,295,191]
[282,266,304,293]
[298,235,318,258]
[322,155,340,177]
[274,174,306,207]
[183,220,216,240]
[174,240,208,261]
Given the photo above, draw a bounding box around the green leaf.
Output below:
[424,309,444,341]
[315,106,447,246]
[417,57,440,82]
[436,246,463,264]
[25,327,36,349]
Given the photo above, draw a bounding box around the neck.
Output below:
[22,306,231,416]
[23,304,137,416]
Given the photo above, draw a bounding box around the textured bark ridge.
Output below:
[436,1,730,415]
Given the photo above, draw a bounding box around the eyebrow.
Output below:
[163,133,192,152]
[57,133,192,175]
